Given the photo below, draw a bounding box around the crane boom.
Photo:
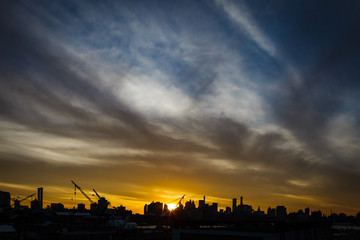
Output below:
[20,193,36,202]
[92,189,101,200]
[11,193,36,208]
[178,195,185,207]
[71,180,94,204]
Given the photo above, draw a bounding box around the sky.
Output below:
[1,0,360,215]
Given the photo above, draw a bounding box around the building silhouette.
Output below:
[236,196,253,214]
[37,187,43,209]
[232,198,237,213]
[184,199,196,211]
[276,206,287,217]
[267,207,276,216]
[144,201,163,216]
[198,196,205,209]
[77,203,86,211]
[50,203,64,211]
[0,190,10,209]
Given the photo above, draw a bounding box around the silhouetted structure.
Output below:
[98,197,109,211]
[356,212,360,225]
[37,187,43,209]
[276,205,287,217]
[198,196,205,209]
[236,196,253,214]
[311,210,322,221]
[232,198,237,213]
[268,207,276,216]
[30,199,39,209]
[144,201,163,216]
[211,202,218,212]
[50,203,64,211]
[254,206,265,215]
[163,203,170,215]
[13,192,36,209]
[77,203,85,211]
[305,207,310,216]
[0,190,10,209]
[225,206,231,213]
[184,199,196,211]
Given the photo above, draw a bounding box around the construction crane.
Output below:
[71,180,94,204]
[93,188,111,209]
[177,195,185,207]
[12,193,36,208]
[167,195,186,207]
[92,189,101,200]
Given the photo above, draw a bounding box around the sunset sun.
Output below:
[167,204,177,211]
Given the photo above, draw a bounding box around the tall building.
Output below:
[232,198,237,213]
[0,190,10,209]
[144,204,148,215]
[237,196,252,214]
[198,199,205,209]
[37,187,43,209]
[198,196,206,209]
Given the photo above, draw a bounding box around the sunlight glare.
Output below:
[167,203,177,211]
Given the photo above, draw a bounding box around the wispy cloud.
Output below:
[214,0,276,57]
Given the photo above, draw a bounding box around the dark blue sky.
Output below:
[1,0,360,213]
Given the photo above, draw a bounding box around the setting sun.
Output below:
[167,203,177,211]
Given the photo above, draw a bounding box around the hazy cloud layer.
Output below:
[1,0,360,214]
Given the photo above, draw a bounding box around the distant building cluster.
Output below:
[142,195,353,224]
[143,195,291,220]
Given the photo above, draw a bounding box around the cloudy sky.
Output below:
[1,0,360,214]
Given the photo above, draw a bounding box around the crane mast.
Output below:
[71,180,94,204]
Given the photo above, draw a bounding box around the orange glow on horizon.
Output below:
[1,181,359,216]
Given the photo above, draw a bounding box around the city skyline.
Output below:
[0,185,356,216]
[1,0,360,216]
